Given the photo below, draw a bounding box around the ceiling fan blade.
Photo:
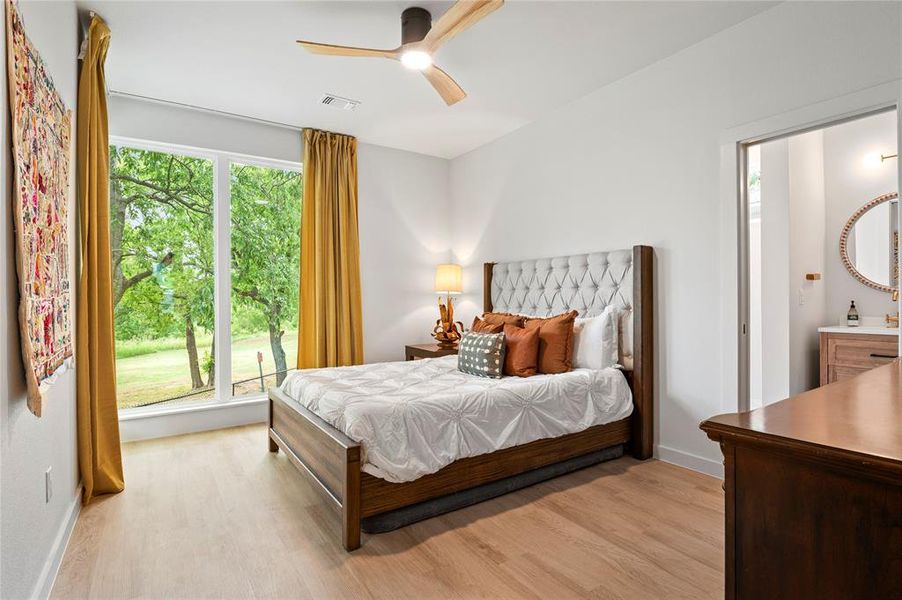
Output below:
[423,0,504,51]
[297,40,398,59]
[422,65,466,106]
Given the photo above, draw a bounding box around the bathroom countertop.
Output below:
[818,325,899,336]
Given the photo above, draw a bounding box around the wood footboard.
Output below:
[268,388,362,550]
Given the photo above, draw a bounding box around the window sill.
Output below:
[118,394,270,442]
[119,395,267,421]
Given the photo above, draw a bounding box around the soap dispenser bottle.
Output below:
[847,301,859,327]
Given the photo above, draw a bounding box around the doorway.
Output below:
[740,108,899,410]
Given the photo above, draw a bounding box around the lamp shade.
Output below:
[434,264,462,294]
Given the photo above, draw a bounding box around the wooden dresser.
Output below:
[701,362,902,600]
[819,326,898,385]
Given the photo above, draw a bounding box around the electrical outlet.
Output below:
[45,467,52,503]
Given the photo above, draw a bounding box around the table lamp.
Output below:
[432,264,464,347]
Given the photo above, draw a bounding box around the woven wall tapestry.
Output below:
[6,0,73,417]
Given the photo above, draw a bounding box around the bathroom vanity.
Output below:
[818,326,899,385]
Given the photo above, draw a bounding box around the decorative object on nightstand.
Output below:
[432,264,464,348]
[405,343,459,361]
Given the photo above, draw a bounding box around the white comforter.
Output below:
[279,355,633,483]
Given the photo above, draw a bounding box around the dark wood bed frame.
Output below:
[267,245,654,551]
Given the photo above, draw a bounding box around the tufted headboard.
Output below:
[483,245,654,459]
[486,248,635,368]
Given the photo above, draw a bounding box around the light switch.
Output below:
[45,466,52,503]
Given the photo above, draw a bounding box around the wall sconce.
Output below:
[863,152,896,169]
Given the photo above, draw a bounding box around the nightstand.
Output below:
[405,343,458,361]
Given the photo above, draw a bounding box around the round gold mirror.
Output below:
[839,192,899,294]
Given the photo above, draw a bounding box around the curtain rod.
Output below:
[108,90,304,132]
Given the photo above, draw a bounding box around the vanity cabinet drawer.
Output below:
[820,332,899,386]
[826,336,898,368]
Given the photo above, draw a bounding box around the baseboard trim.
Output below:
[656,445,724,478]
[34,484,82,600]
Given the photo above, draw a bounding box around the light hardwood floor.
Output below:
[53,424,724,599]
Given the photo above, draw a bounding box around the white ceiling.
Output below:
[78,1,777,159]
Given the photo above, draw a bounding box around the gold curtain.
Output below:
[297,129,364,368]
[75,16,124,504]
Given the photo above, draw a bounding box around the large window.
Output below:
[110,140,301,412]
[229,163,301,397]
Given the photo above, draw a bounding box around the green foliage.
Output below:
[114,279,179,340]
[111,145,214,339]
[230,302,267,336]
[230,163,302,336]
[109,145,302,404]
[201,350,215,376]
[748,169,761,191]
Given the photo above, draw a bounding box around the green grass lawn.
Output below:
[116,330,298,409]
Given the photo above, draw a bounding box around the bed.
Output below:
[267,245,654,551]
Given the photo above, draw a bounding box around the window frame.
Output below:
[110,135,302,415]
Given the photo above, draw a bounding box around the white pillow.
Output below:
[572,306,619,370]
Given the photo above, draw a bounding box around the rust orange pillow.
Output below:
[523,310,578,374]
[502,324,539,377]
[483,311,525,328]
[472,316,503,334]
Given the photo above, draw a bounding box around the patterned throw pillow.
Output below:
[457,331,506,378]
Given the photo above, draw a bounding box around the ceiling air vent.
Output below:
[320,94,361,111]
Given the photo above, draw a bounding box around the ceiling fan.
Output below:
[297,0,504,106]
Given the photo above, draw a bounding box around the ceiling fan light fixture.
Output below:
[400,49,432,70]
[296,0,505,104]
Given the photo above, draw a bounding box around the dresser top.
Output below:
[818,325,899,336]
[702,361,902,474]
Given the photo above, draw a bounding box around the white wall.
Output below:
[1,3,80,599]
[748,146,762,405]
[787,131,827,395]
[756,130,828,400]
[108,94,451,364]
[759,138,791,404]
[357,143,451,362]
[108,95,300,163]
[448,1,901,475]
[823,110,899,323]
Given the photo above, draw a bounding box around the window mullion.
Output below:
[213,155,232,402]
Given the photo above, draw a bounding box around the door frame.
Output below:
[719,81,902,413]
